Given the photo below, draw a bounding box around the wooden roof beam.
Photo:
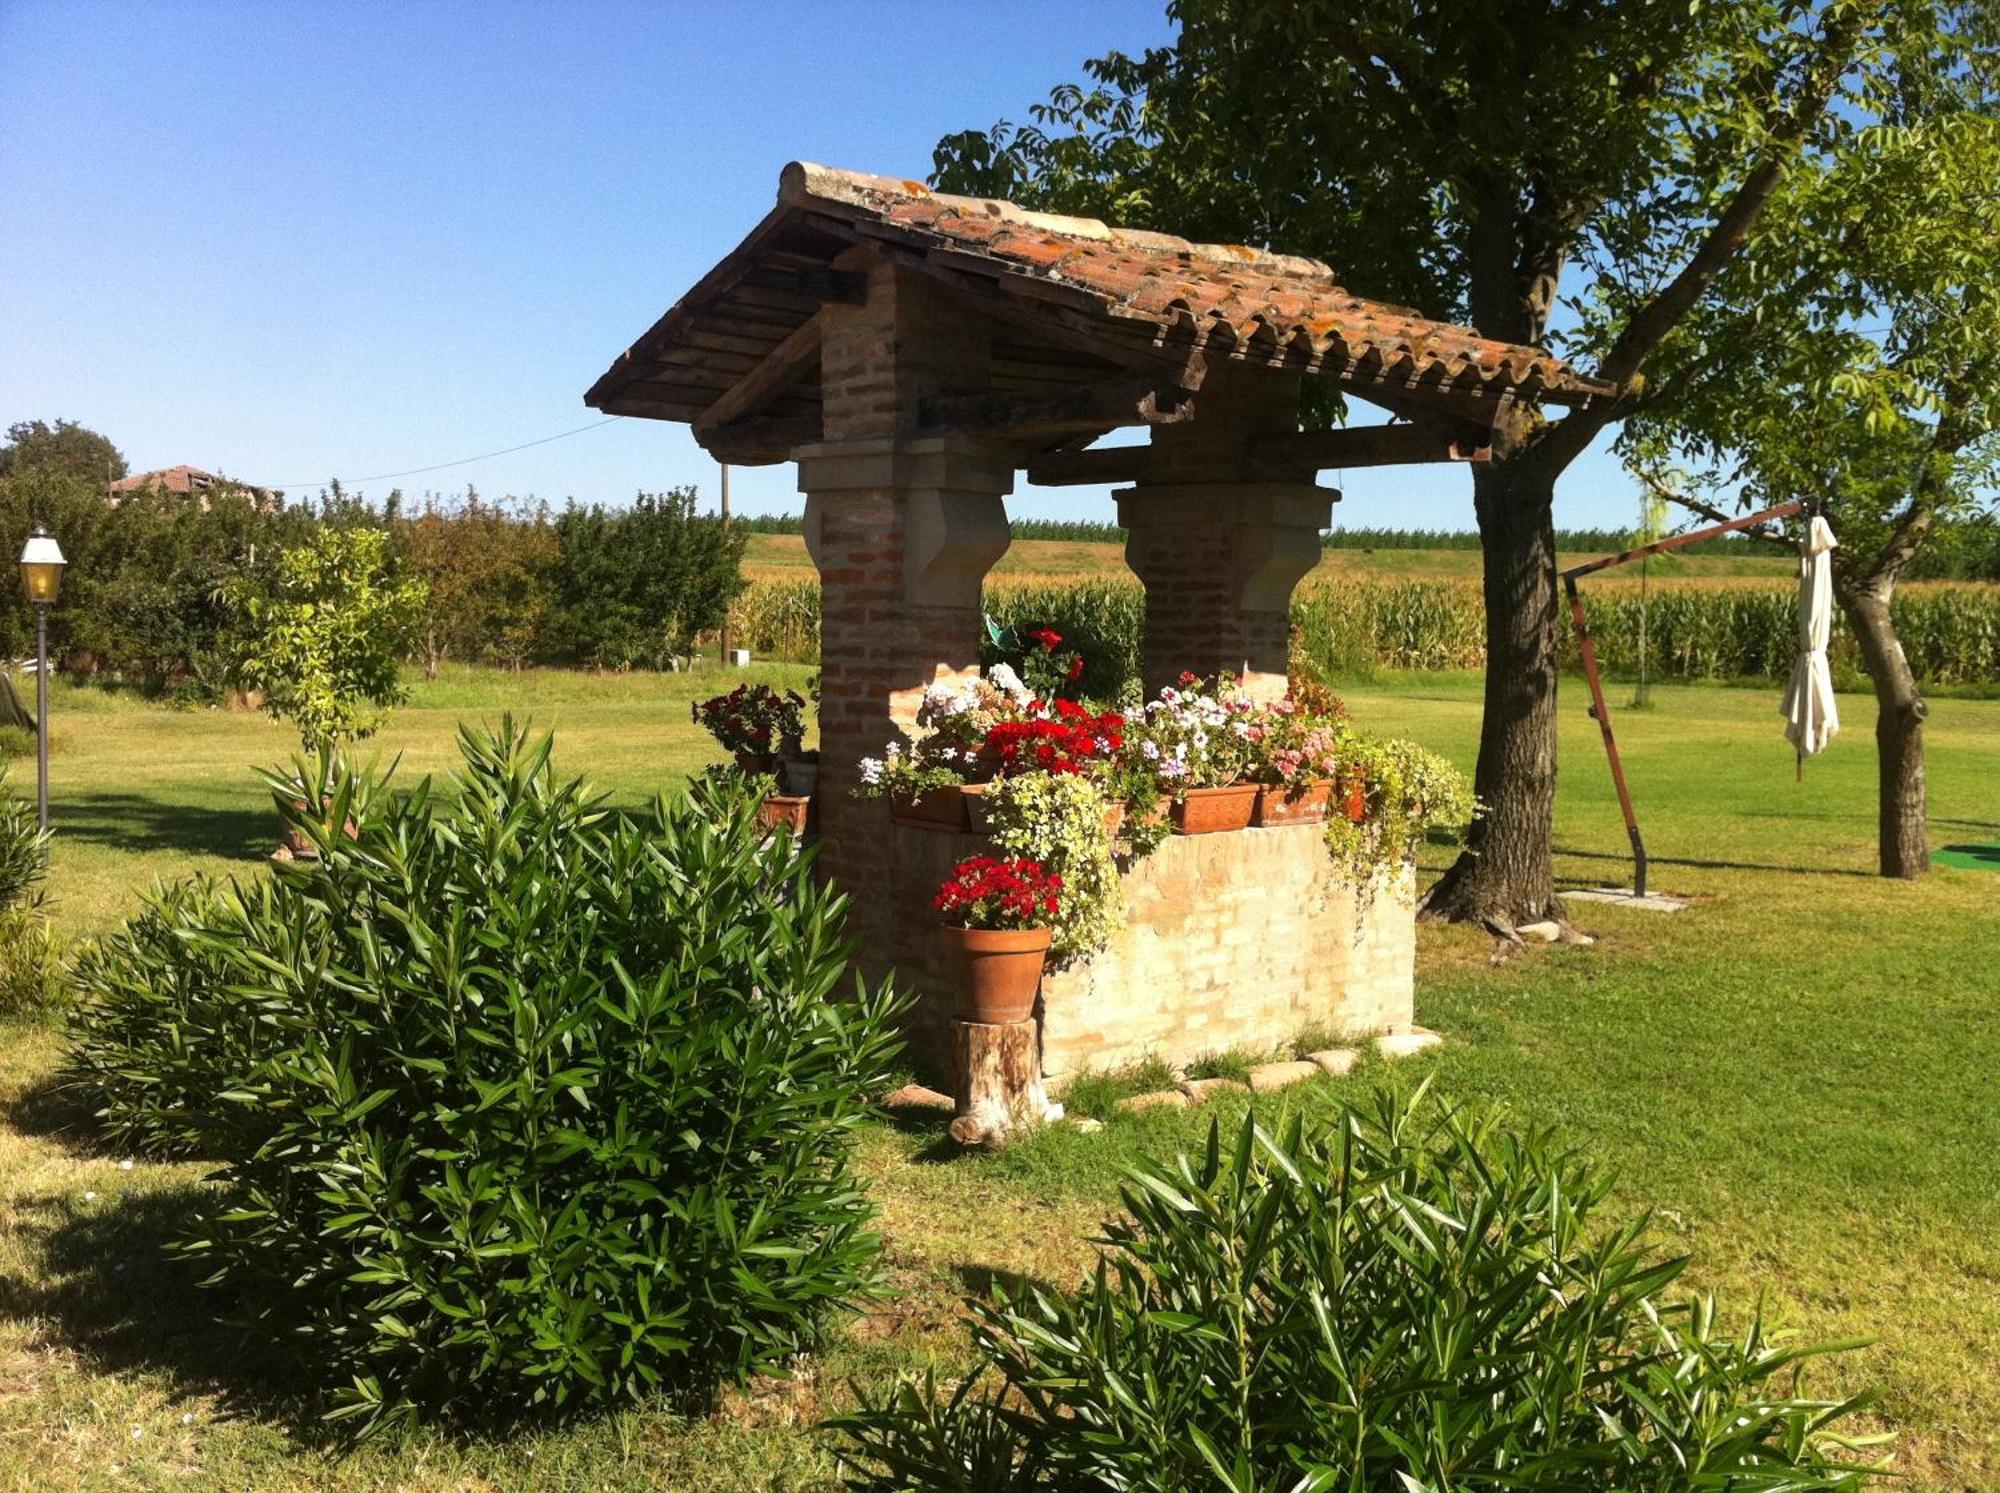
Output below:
[1248,422,1492,469]
[690,310,825,441]
[1026,419,1489,487]
[921,370,1201,442]
[698,411,821,466]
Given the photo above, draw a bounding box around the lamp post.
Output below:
[18,526,65,833]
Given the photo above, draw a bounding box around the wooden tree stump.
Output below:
[948,1017,1056,1149]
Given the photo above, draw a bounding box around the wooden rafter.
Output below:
[920,369,1202,441]
[1025,419,1488,488]
[690,311,825,439]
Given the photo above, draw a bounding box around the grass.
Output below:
[2,665,1998,1487]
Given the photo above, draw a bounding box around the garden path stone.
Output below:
[1375,1030,1443,1060]
[1179,1077,1251,1104]
[1116,1089,1189,1113]
[1247,1060,1320,1093]
[1307,1048,1361,1077]
[883,1083,954,1113]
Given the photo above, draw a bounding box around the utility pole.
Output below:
[718,461,732,666]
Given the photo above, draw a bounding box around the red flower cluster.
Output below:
[983,698,1125,776]
[1027,626,1064,652]
[934,855,1062,930]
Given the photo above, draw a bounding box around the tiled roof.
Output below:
[586,162,1613,431]
[106,465,218,494]
[783,164,1608,406]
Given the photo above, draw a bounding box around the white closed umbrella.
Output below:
[1781,513,1840,767]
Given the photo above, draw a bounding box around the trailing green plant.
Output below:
[979,771,1121,961]
[64,720,906,1431]
[1324,735,1479,885]
[0,768,49,912]
[834,1090,1884,1490]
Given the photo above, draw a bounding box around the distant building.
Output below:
[105,465,279,508]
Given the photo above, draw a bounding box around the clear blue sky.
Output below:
[0,0,1641,531]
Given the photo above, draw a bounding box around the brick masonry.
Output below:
[853,814,1416,1082]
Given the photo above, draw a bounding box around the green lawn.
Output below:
[2,666,1997,1489]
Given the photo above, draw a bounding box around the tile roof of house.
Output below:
[106,464,222,495]
[586,162,1615,434]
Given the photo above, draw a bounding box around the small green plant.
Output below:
[65,720,905,1431]
[835,1090,1884,1490]
[0,724,35,760]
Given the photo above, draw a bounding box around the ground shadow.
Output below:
[0,1183,316,1429]
[52,792,275,861]
[951,1262,1060,1303]
[3,1068,112,1157]
[1936,843,2000,869]
[1555,846,1879,880]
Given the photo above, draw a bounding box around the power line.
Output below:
[264,416,625,490]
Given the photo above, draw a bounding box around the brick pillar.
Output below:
[1117,482,1333,703]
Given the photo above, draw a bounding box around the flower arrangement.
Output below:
[983,698,1125,778]
[857,669,1038,800]
[1122,673,1260,793]
[692,684,806,765]
[1247,698,1345,791]
[934,855,1062,932]
[985,615,1086,702]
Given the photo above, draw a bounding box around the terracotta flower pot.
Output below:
[1341,775,1369,823]
[1170,783,1259,835]
[758,793,814,836]
[1252,778,1333,827]
[941,924,1051,1024]
[891,784,969,831]
[961,780,994,832]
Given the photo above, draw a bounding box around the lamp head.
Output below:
[19,526,65,604]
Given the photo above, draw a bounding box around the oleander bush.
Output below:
[0,768,48,913]
[64,719,906,1431]
[836,1091,1882,1490]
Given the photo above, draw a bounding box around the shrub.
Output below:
[65,720,905,1430]
[0,768,48,912]
[836,1092,1881,1490]
[0,907,67,1016]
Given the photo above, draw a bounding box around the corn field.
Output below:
[730,575,2000,691]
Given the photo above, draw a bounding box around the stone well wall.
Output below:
[854,815,1416,1082]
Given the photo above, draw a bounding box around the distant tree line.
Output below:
[0,421,745,692]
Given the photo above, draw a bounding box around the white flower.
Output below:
[119,1159,134,1171]
[1158,686,1181,705]
[181,1413,193,1426]
[1159,758,1187,780]
[1093,737,1111,753]
[1141,741,1160,761]
[858,758,885,786]
[83,1190,98,1202]
[986,663,1032,704]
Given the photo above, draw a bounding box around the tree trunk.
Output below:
[1420,462,1564,931]
[1837,578,1928,878]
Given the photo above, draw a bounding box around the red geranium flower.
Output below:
[1028,626,1064,653]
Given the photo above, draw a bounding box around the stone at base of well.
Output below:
[1307,1048,1362,1077]
[871,821,1417,1083]
[1375,1027,1443,1060]
[1247,1060,1320,1092]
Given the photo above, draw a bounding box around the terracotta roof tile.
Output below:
[585,161,1615,425]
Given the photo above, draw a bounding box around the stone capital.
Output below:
[795,435,1016,502]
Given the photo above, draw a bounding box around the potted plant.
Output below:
[1249,701,1343,827]
[856,669,1036,830]
[1130,673,1260,834]
[692,683,806,775]
[970,696,1125,830]
[934,855,1062,1024]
